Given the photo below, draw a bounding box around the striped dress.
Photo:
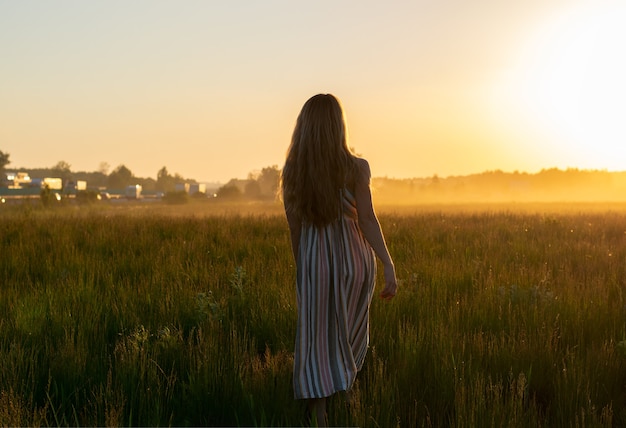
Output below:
[293,188,376,399]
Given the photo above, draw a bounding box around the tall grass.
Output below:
[1,201,625,426]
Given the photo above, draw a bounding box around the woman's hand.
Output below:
[380,263,397,300]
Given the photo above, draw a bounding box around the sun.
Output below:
[492,2,626,171]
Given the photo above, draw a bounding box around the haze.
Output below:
[1,0,624,183]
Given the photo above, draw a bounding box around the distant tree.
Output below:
[138,177,156,192]
[51,160,73,186]
[173,173,186,184]
[156,167,191,192]
[244,180,261,199]
[156,166,174,192]
[0,150,10,183]
[216,184,242,200]
[52,160,71,173]
[98,162,111,175]
[257,165,280,199]
[108,164,134,189]
[157,166,169,181]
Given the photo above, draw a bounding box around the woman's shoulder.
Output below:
[345,157,370,194]
[353,157,371,179]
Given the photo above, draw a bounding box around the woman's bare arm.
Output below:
[354,158,398,300]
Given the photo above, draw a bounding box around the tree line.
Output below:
[3,149,624,203]
[0,149,281,200]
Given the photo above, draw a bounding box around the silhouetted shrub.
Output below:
[76,190,100,204]
[216,185,242,200]
[40,185,60,207]
[163,191,189,204]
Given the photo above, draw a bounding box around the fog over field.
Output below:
[372,169,626,205]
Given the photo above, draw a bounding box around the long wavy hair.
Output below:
[281,94,358,227]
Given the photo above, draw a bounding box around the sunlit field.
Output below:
[1,200,626,427]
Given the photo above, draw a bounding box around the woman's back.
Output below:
[293,179,376,399]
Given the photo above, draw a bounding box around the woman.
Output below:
[282,94,398,426]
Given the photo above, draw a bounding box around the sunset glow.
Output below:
[1,1,623,183]
[491,1,626,171]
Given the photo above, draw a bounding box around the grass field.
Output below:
[1,200,625,427]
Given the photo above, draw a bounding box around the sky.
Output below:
[1,0,625,183]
